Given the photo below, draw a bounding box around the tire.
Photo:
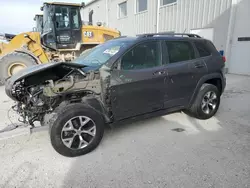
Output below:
[0,52,37,85]
[187,83,220,120]
[49,103,105,157]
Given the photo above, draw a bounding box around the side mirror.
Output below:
[81,2,86,7]
[40,6,44,11]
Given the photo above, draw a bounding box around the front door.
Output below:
[54,6,82,49]
[110,41,166,120]
[163,40,207,108]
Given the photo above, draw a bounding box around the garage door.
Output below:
[228,0,250,75]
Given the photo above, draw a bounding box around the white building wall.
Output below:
[228,0,250,75]
[108,0,158,36]
[82,0,158,35]
[108,0,136,36]
[159,0,232,52]
[82,0,250,75]
[81,0,108,26]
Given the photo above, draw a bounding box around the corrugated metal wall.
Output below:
[82,0,232,37]
[159,0,232,33]
[81,0,250,75]
[108,0,157,35]
[82,0,158,36]
[134,0,157,34]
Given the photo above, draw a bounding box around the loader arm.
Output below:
[0,32,49,64]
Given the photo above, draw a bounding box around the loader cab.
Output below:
[33,14,43,33]
[41,2,82,50]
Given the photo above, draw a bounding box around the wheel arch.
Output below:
[188,73,224,108]
[81,96,111,123]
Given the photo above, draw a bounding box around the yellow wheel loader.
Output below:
[0,2,120,84]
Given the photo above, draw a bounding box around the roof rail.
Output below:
[111,36,128,40]
[137,32,201,38]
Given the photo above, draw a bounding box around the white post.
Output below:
[106,0,109,26]
[156,0,161,33]
[225,0,238,72]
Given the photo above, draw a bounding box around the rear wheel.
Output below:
[50,103,105,157]
[186,83,220,119]
[0,52,37,84]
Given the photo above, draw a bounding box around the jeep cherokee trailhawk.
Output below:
[5,33,226,157]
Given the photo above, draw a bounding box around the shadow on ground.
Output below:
[61,75,250,188]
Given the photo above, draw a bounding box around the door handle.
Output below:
[194,63,205,68]
[153,70,166,75]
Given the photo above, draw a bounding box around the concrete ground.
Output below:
[0,74,249,188]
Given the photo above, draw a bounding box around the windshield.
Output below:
[73,40,133,66]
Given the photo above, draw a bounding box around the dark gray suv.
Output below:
[5,33,226,157]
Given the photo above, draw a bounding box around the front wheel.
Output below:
[186,83,221,120]
[50,103,105,157]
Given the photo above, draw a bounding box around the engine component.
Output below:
[5,63,102,126]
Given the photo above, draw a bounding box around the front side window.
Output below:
[118,1,127,18]
[166,41,195,63]
[55,6,70,29]
[161,0,177,6]
[136,0,147,13]
[121,41,161,70]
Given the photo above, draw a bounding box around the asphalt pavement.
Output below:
[0,74,249,188]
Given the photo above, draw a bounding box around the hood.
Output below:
[73,58,103,72]
[5,62,88,100]
[6,62,88,84]
[81,65,101,72]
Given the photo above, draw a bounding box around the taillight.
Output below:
[222,56,226,63]
[219,50,226,63]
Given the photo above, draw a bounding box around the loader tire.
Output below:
[0,52,37,85]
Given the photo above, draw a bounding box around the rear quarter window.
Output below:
[194,41,212,57]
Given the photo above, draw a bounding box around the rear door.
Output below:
[110,40,166,120]
[162,40,207,108]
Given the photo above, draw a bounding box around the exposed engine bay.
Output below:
[5,63,109,126]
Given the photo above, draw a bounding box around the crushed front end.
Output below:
[5,62,102,127]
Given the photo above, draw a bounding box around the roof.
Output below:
[35,14,43,17]
[108,34,206,45]
[44,2,81,7]
[83,0,99,7]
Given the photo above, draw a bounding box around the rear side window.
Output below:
[166,41,195,63]
[194,41,211,57]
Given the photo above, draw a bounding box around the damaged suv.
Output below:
[5,33,226,157]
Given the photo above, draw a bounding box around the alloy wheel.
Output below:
[201,91,218,115]
[61,116,96,150]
